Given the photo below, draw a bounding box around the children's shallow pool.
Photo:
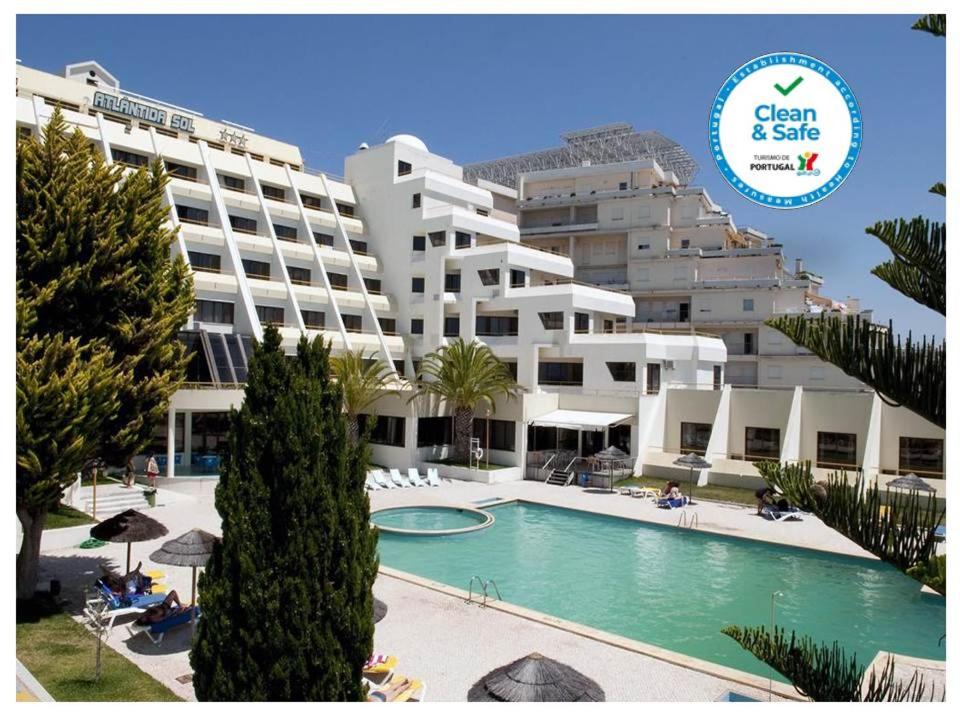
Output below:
[376,501,945,678]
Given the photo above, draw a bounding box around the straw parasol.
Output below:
[149,528,218,619]
[468,652,605,702]
[673,452,712,505]
[91,509,169,574]
[886,473,936,494]
[373,597,388,624]
[594,446,629,492]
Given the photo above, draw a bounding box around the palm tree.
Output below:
[410,339,521,464]
[330,350,400,441]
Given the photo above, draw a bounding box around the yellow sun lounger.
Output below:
[367,675,425,702]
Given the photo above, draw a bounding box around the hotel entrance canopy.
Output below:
[530,409,633,431]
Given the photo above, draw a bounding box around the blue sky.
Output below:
[17,14,945,338]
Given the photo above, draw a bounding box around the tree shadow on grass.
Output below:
[18,554,114,624]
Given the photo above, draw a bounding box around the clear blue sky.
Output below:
[17,14,945,338]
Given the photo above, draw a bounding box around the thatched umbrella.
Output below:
[594,446,629,492]
[149,528,218,620]
[673,452,712,505]
[467,653,605,702]
[886,473,936,494]
[373,597,388,624]
[91,509,169,574]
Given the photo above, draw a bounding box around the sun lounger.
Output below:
[372,469,396,489]
[363,654,398,686]
[365,477,380,491]
[367,674,426,702]
[630,486,660,500]
[390,468,412,488]
[87,586,169,633]
[408,468,428,487]
[657,496,689,509]
[761,504,803,521]
[426,468,441,486]
[127,606,200,646]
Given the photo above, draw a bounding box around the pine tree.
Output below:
[190,327,379,701]
[16,109,194,599]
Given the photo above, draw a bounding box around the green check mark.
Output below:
[774,76,804,97]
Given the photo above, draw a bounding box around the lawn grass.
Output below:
[614,475,759,506]
[44,505,95,530]
[16,598,181,702]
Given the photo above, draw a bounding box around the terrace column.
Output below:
[166,407,177,478]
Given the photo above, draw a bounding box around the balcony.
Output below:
[519,221,599,237]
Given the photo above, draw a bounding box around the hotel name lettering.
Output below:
[93,91,196,133]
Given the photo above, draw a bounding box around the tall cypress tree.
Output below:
[191,326,379,701]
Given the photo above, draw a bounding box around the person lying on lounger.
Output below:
[755,487,774,515]
[100,562,152,597]
[135,590,185,626]
[368,679,415,702]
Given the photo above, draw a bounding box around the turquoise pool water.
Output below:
[377,501,945,678]
[372,506,489,533]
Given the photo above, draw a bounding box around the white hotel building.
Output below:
[15,62,946,495]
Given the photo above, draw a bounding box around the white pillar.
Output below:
[166,408,177,478]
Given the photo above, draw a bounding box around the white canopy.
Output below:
[530,409,633,430]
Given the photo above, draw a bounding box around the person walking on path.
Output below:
[145,453,160,489]
[123,458,136,488]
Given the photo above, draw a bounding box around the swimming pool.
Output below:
[377,501,945,679]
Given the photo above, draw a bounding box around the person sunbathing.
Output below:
[100,562,151,597]
[135,590,185,625]
[368,679,415,702]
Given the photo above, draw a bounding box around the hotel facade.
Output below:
[15,61,946,494]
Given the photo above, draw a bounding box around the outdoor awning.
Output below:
[530,409,633,430]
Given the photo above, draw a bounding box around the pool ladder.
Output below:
[677,511,699,530]
[467,575,502,608]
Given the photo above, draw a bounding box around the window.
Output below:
[342,314,362,333]
[539,312,564,330]
[410,318,424,335]
[429,231,446,247]
[575,313,590,334]
[606,362,636,382]
[473,419,516,452]
[510,269,526,288]
[817,432,857,469]
[538,362,583,386]
[713,365,722,390]
[336,202,355,217]
[364,277,381,294]
[195,299,234,324]
[412,192,421,209]
[412,235,426,251]
[475,316,518,336]
[680,239,690,249]
[899,437,944,478]
[300,193,324,210]
[287,266,311,285]
[609,424,631,455]
[444,316,460,337]
[176,205,209,225]
[273,224,298,241]
[358,414,405,447]
[255,305,284,325]
[165,161,197,181]
[379,317,396,334]
[743,298,755,312]
[411,277,425,293]
[188,251,220,273]
[261,183,286,201]
[301,309,325,329]
[114,149,149,167]
[476,208,489,217]
[445,273,461,293]
[220,175,247,192]
[242,259,271,279]
[417,417,452,447]
[744,332,754,355]
[681,422,712,455]
[618,181,628,191]
[455,231,471,249]
[314,232,334,247]
[478,269,500,286]
[745,427,780,460]
[398,160,412,176]
[637,243,650,251]
[646,363,661,394]
[229,215,258,234]
[328,272,348,290]
[350,239,368,255]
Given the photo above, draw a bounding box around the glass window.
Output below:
[713,365,722,390]
[314,232,334,247]
[261,183,286,201]
[745,427,780,460]
[444,316,460,337]
[220,174,246,192]
[606,362,636,382]
[165,161,197,181]
[538,362,583,386]
[473,419,516,452]
[411,277,425,293]
[609,424,631,455]
[817,432,857,469]
[189,412,230,457]
[342,314,362,333]
[188,251,220,273]
[364,277,381,293]
[539,312,564,330]
[114,149,149,167]
[475,316,518,336]
[327,272,348,290]
[300,193,324,210]
[358,414,405,447]
[743,298,755,312]
[412,193,421,209]
[429,231,446,247]
[229,215,258,234]
[273,224,298,241]
[455,231,471,249]
[445,273,461,293]
[398,160,412,176]
[350,239,368,255]
[646,363,661,394]
[510,269,526,288]
[379,317,396,334]
[176,204,209,225]
[417,417,452,447]
[898,437,944,478]
[411,318,423,335]
[681,422,712,455]
[287,266,311,285]
[242,259,271,279]
[255,305,284,325]
[194,299,234,324]
[575,313,590,334]
[301,309,325,329]
[412,235,426,251]
[478,269,500,286]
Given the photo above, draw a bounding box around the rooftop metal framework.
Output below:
[463,123,699,189]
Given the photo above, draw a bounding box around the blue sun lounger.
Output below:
[657,497,688,509]
[128,607,201,646]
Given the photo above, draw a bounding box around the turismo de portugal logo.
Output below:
[709,52,862,209]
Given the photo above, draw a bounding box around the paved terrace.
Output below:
[31,478,895,701]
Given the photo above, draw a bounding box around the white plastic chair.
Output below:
[408,468,427,487]
[426,468,441,487]
[391,468,412,488]
[372,469,396,489]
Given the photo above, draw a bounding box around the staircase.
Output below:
[81,489,151,516]
[545,469,571,486]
